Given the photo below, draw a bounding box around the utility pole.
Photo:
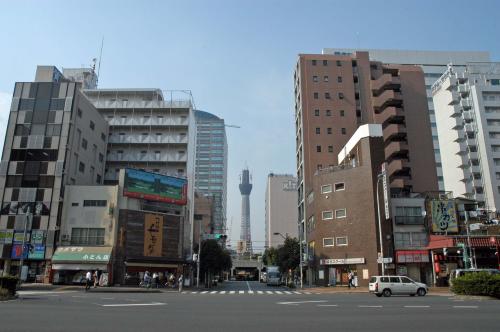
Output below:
[376,173,385,276]
[197,220,202,288]
[18,206,32,282]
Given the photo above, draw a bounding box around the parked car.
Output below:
[369,275,427,297]
[449,268,500,286]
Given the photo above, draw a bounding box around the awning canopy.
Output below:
[426,235,500,250]
[52,263,108,271]
[51,246,112,263]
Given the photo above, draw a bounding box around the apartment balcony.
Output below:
[448,91,459,105]
[106,152,188,163]
[460,98,472,109]
[374,106,404,124]
[464,123,474,133]
[90,99,192,110]
[462,111,473,122]
[441,76,457,91]
[387,158,411,180]
[373,90,403,113]
[383,123,407,142]
[108,135,188,145]
[385,140,408,160]
[458,85,470,97]
[108,116,189,127]
[451,117,464,130]
[371,74,401,96]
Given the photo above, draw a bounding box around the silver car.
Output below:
[369,275,427,297]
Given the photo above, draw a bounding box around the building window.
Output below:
[314,109,320,116]
[325,92,330,99]
[71,228,105,245]
[316,145,321,152]
[81,138,88,150]
[340,110,345,117]
[326,110,331,116]
[324,76,329,82]
[395,207,423,225]
[341,128,346,135]
[323,238,334,247]
[334,182,345,191]
[336,236,348,246]
[328,146,333,153]
[101,133,106,142]
[89,121,95,130]
[96,174,101,183]
[312,60,317,66]
[99,153,104,162]
[327,128,332,134]
[323,60,328,66]
[71,202,79,207]
[316,127,320,134]
[78,162,85,173]
[322,211,334,220]
[83,200,107,207]
[338,92,344,99]
[314,92,319,99]
[317,164,322,170]
[321,184,332,194]
[335,208,346,218]
[313,76,318,82]
[336,60,342,67]
[337,76,342,83]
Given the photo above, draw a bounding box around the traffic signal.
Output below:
[215,234,228,241]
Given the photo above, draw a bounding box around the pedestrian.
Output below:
[93,270,98,288]
[143,271,151,288]
[178,274,183,292]
[85,270,92,291]
[152,272,159,288]
[348,271,356,289]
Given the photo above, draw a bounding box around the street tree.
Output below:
[277,237,300,278]
[262,247,279,266]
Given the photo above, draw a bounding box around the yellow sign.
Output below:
[431,200,458,233]
[143,214,163,257]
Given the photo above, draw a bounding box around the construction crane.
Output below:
[225,124,241,128]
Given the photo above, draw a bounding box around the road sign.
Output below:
[381,163,390,219]
[377,257,393,264]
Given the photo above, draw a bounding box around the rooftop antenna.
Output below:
[97,37,104,87]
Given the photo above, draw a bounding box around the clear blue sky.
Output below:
[1,0,499,251]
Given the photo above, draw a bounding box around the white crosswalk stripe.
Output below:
[184,290,306,296]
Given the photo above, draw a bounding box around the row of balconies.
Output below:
[371,74,401,96]
[373,90,403,113]
[374,106,404,125]
[106,152,188,163]
[90,99,192,110]
[107,116,189,127]
[108,134,188,145]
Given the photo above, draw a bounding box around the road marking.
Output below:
[248,290,254,294]
[257,291,263,294]
[317,304,338,307]
[275,291,283,294]
[219,291,226,294]
[101,297,115,300]
[229,291,235,294]
[201,291,208,294]
[191,291,198,294]
[18,291,77,296]
[284,291,293,294]
[182,291,188,294]
[358,305,383,308]
[71,295,87,298]
[101,302,166,307]
[239,290,245,294]
[210,291,218,294]
[246,281,252,291]
[266,291,273,294]
[125,299,139,302]
[453,305,478,309]
[304,292,312,294]
[404,305,430,308]
[278,300,328,305]
[293,291,301,294]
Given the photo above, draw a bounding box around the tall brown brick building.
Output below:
[294,51,438,285]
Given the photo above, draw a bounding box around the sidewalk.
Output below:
[301,285,454,296]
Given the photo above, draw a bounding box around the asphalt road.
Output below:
[1,281,499,332]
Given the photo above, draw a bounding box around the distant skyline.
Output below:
[1,0,499,251]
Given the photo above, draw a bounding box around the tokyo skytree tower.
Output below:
[239,168,253,254]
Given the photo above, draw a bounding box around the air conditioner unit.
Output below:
[61,234,70,241]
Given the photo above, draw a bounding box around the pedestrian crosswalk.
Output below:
[182,290,313,295]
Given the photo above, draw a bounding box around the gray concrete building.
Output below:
[0,66,108,279]
[264,174,298,248]
[322,48,491,191]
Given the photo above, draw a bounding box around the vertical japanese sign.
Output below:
[381,163,390,219]
[431,200,458,233]
[143,214,163,257]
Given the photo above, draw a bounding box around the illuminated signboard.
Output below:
[123,168,187,205]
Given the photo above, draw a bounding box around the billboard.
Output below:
[123,168,187,205]
[430,200,458,233]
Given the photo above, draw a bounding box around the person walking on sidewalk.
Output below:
[85,270,92,291]
[178,274,183,292]
[348,271,356,289]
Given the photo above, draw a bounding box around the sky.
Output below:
[0,0,499,251]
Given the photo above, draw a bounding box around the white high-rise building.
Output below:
[432,62,500,212]
[322,48,491,190]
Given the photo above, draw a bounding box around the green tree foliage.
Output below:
[199,239,232,275]
[451,272,500,298]
[262,247,279,266]
[277,237,300,274]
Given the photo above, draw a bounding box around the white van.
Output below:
[369,275,427,297]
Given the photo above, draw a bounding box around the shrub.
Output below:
[451,272,500,298]
[0,275,19,297]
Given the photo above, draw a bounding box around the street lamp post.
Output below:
[18,206,32,282]
[196,220,202,288]
[375,173,385,276]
